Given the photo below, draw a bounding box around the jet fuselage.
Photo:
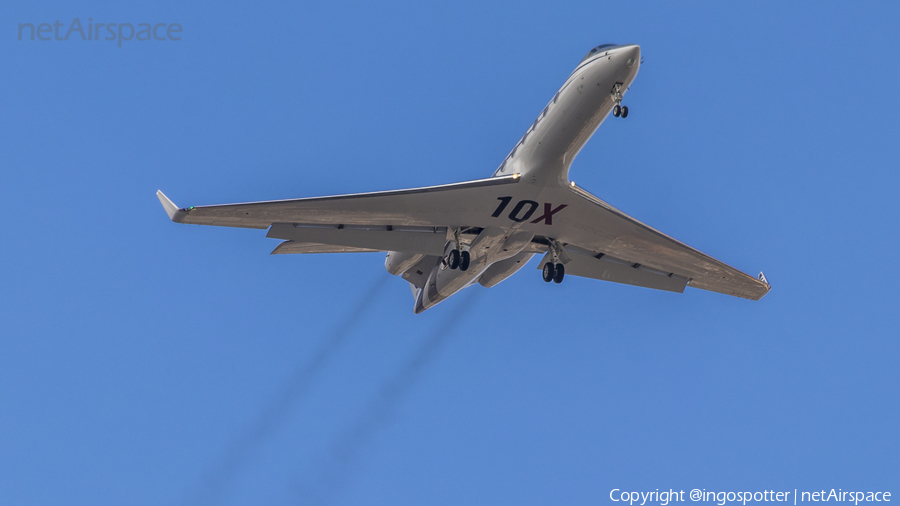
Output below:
[411,44,641,313]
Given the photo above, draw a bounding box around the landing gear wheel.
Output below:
[613,104,621,117]
[542,262,556,283]
[621,106,629,118]
[553,263,565,284]
[447,249,460,270]
[459,251,470,271]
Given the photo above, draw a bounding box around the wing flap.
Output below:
[270,241,380,255]
[266,224,447,255]
[544,250,687,293]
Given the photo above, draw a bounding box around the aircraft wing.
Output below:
[157,174,770,299]
[548,184,770,300]
[156,175,521,229]
[156,175,522,256]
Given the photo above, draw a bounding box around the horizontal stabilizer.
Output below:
[400,255,440,288]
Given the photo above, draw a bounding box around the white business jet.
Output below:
[157,44,770,313]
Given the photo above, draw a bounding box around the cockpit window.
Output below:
[580,44,617,63]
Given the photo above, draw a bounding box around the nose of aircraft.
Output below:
[619,44,640,66]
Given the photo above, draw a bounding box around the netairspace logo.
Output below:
[17,18,181,47]
[609,489,892,506]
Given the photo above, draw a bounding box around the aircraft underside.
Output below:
[157,43,770,313]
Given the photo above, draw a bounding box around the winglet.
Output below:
[156,190,187,222]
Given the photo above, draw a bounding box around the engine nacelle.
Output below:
[478,252,534,288]
[384,251,427,276]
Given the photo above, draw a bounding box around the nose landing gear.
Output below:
[611,82,629,119]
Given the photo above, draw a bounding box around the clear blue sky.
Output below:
[1,1,898,505]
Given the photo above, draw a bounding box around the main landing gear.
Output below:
[443,229,470,272]
[445,248,470,271]
[613,104,629,118]
[541,239,567,284]
[542,262,565,283]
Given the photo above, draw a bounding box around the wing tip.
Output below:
[755,271,772,300]
[156,190,187,223]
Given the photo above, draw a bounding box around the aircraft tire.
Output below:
[542,262,556,282]
[447,249,460,270]
[613,104,621,117]
[621,106,629,118]
[553,263,565,283]
[459,251,470,271]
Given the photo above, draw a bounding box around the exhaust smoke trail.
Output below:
[294,288,482,505]
[187,273,391,506]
